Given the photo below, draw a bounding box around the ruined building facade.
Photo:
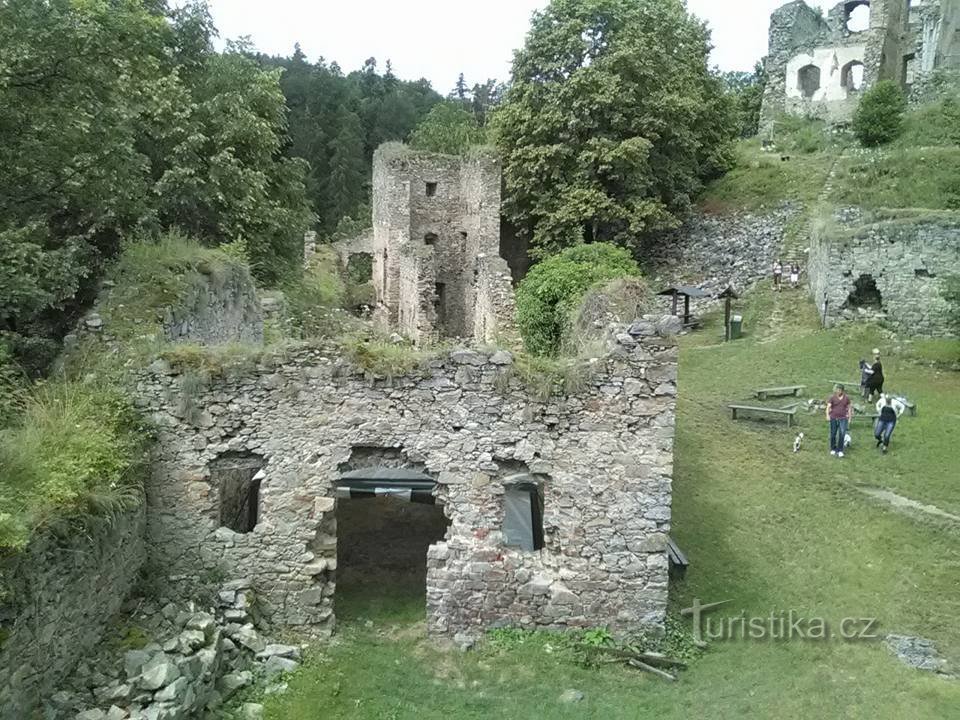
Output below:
[761,0,960,129]
[372,144,517,345]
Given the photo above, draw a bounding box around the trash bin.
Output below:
[729,314,743,340]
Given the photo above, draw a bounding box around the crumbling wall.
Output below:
[162,263,263,346]
[137,337,677,638]
[761,0,951,128]
[809,209,960,335]
[0,505,146,720]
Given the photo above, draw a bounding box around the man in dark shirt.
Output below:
[826,385,853,458]
[863,349,884,401]
[874,396,899,453]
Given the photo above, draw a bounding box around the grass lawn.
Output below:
[256,285,960,720]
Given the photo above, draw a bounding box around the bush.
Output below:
[0,381,149,550]
[516,244,641,356]
[854,81,907,147]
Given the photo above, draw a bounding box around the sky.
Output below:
[200,0,836,91]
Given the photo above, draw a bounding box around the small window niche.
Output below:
[424,232,438,246]
[503,483,545,552]
[425,181,438,197]
[211,453,264,534]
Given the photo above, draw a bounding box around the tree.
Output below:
[853,80,907,147]
[410,102,485,155]
[515,243,639,355]
[721,63,767,138]
[493,0,737,257]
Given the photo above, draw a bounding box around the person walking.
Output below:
[863,349,885,401]
[773,259,783,292]
[826,384,853,458]
[874,395,900,453]
[789,263,801,289]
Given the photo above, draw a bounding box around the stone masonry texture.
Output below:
[136,338,677,639]
[0,505,146,720]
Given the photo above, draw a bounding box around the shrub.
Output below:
[0,381,149,550]
[853,81,907,147]
[0,343,26,428]
[516,244,641,356]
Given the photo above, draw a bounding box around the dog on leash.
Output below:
[793,432,805,453]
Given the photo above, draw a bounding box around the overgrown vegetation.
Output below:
[340,334,431,380]
[494,0,738,256]
[0,381,150,550]
[515,244,642,356]
[409,102,486,155]
[853,80,907,147]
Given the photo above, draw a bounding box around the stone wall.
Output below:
[136,336,677,639]
[808,209,960,335]
[163,263,263,346]
[0,504,146,720]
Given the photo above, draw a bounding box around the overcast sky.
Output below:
[201,1,835,91]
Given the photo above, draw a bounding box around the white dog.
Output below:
[793,432,805,453]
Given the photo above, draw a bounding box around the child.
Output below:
[789,263,801,289]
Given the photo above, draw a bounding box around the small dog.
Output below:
[793,432,805,453]
[844,432,853,449]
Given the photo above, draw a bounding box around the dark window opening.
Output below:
[381,250,388,299]
[903,53,917,89]
[915,268,935,278]
[798,64,822,98]
[211,453,263,534]
[425,182,438,197]
[847,274,883,309]
[502,479,545,552]
[424,233,438,246]
[434,282,446,328]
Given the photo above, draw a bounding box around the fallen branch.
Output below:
[627,658,677,682]
[584,644,688,669]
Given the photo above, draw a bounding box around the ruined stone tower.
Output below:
[371,144,517,345]
[761,0,960,131]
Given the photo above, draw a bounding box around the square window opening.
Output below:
[425,182,438,197]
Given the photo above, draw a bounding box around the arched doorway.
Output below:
[842,60,866,92]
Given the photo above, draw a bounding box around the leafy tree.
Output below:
[410,102,485,155]
[326,112,369,228]
[721,63,767,138]
[515,243,639,355]
[494,0,737,257]
[853,80,907,147]
[0,0,314,369]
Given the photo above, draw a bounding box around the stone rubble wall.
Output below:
[0,504,146,720]
[472,254,519,345]
[808,209,960,335]
[136,337,677,639]
[162,263,264,346]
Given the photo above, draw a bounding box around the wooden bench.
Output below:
[667,536,689,580]
[729,404,799,427]
[828,380,861,390]
[754,385,805,401]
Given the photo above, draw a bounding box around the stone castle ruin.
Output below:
[761,0,960,128]
[371,145,518,345]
